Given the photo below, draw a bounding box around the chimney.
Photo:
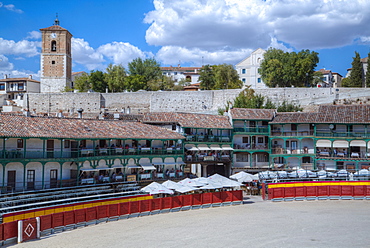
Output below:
[23,109,30,117]
[4,74,7,79]
[77,108,84,118]
[28,75,32,79]
[57,110,64,118]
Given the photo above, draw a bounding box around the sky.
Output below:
[1,0,370,80]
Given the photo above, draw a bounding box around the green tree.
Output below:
[128,57,161,85]
[366,52,370,87]
[199,64,215,90]
[105,63,126,92]
[277,101,303,112]
[341,77,351,87]
[349,51,363,87]
[90,70,108,93]
[213,64,243,89]
[124,75,147,92]
[260,48,319,87]
[233,87,275,109]
[74,72,91,92]
[311,71,324,87]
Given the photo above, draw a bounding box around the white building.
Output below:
[235,48,267,89]
[160,66,201,84]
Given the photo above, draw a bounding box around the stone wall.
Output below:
[23,88,370,115]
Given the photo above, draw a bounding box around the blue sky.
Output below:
[1,0,370,80]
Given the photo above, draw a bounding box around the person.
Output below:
[165,169,170,178]
[111,172,116,181]
[333,148,337,157]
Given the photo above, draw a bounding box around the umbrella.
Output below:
[179,178,204,187]
[199,181,223,190]
[175,185,198,193]
[230,171,259,182]
[162,180,181,190]
[142,182,174,195]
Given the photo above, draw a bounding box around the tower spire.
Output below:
[54,13,59,26]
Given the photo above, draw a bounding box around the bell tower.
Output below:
[40,16,72,92]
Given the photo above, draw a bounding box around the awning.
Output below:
[126,165,141,169]
[95,167,114,170]
[210,145,223,150]
[221,145,234,151]
[141,164,156,170]
[187,147,199,151]
[316,140,331,147]
[333,140,349,148]
[80,168,99,171]
[350,140,366,147]
[198,145,210,150]
[112,165,124,168]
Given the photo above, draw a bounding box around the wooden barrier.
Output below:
[268,181,370,200]
[3,221,17,240]
[0,191,244,245]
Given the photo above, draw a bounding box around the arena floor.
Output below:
[16,196,370,248]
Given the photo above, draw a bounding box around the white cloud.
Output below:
[0,55,14,70]
[26,31,41,40]
[98,42,153,67]
[145,0,370,51]
[156,46,253,66]
[1,2,23,13]
[72,38,105,71]
[0,38,39,57]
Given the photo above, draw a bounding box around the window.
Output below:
[51,41,57,51]
[242,69,246,74]
[18,83,24,90]
[236,153,248,162]
[52,61,55,64]
[262,121,268,126]
[257,137,264,143]
[17,139,24,148]
[257,78,261,83]
[242,137,249,143]
[291,124,297,131]
[242,78,246,83]
[257,153,268,162]
[0,84,4,90]
[64,140,70,148]
[174,72,177,75]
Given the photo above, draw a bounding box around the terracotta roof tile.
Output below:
[270,105,370,124]
[143,112,232,129]
[230,108,276,120]
[0,77,40,83]
[0,114,184,140]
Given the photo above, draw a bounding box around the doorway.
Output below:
[50,169,58,188]
[27,170,35,190]
[47,140,54,158]
[7,170,16,191]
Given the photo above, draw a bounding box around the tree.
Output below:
[277,101,303,112]
[366,52,370,88]
[105,64,126,92]
[124,75,147,92]
[349,51,363,87]
[311,71,324,87]
[213,64,243,89]
[128,57,161,86]
[260,48,319,87]
[233,87,276,109]
[90,70,108,93]
[74,72,91,92]
[341,77,351,87]
[199,64,215,90]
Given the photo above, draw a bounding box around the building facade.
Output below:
[160,66,201,84]
[235,48,267,89]
[40,18,73,93]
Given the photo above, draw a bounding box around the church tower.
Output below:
[40,16,72,92]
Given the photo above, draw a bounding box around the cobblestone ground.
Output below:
[16,196,370,248]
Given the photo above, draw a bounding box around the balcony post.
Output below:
[41,162,46,189]
[2,138,5,159]
[23,139,27,158]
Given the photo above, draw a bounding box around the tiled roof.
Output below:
[270,105,370,124]
[0,114,184,140]
[230,108,276,120]
[40,25,68,31]
[160,67,201,71]
[0,78,40,83]
[143,112,232,129]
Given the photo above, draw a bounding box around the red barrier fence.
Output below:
[0,191,243,244]
[268,181,370,200]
